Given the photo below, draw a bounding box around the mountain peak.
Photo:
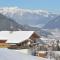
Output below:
[0,7,51,17]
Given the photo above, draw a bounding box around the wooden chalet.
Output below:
[7,31,40,49]
[0,31,40,49]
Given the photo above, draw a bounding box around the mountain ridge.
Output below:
[0,13,26,31]
[43,15,60,29]
[0,7,58,28]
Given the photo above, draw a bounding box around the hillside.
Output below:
[43,16,60,29]
[0,14,25,31]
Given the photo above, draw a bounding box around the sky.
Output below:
[0,0,60,12]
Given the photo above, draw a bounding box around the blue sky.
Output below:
[0,0,60,12]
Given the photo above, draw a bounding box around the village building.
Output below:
[6,31,40,49]
[0,31,40,48]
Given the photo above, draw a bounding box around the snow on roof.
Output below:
[7,31,34,43]
[0,31,35,43]
[0,48,48,60]
[0,31,9,40]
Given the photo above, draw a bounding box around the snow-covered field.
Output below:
[0,48,48,60]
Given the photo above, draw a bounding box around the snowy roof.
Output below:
[0,31,36,43]
[0,48,48,60]
[7,31,34,43]
[0,31,9,40]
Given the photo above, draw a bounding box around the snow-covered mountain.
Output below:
[0,7,58,28]
[42,15,60,41]
[0,13,25,31]
[43,16,60,29]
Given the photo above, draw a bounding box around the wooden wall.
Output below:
[0,43,10,48]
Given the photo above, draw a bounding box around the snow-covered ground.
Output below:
[0,48,48,60]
